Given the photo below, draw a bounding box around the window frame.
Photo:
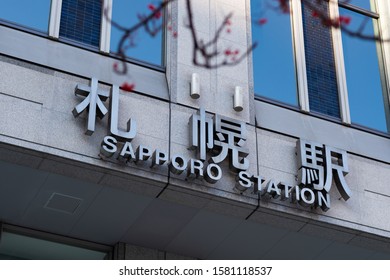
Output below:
[0,223,112,259]
[250,0,390,134]
[0,0,169,100]
[105,0,166,69]
[291,0,311,112]
[251,0,310,112]
[49,0,165,69]
[377,0,390,114]
[0,0,52,35]
[329,0,390,131]
[49,0,108,52]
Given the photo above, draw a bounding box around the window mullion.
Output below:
[376,0,390,129]
[49,0,63,38]
[291,0,310,112]
[100,0,112,53]
[330,0,351,124]
[339,2,379,18]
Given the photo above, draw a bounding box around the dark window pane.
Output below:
[251,0,298,106]
[0,0,51,33]
[60,0,101,47]
[302,0,340,118]
[0,231,107,259]
[340,8,387,132]
[110,0,163,66]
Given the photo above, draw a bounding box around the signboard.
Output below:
[73,78,351,211]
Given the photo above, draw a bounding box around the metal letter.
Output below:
[290,186,300,204]
[151,150,168,167]
[109,85,137,141]
[266,180,281,198]
[189,107,214,161]
[136,145,152,162]
[279,182,294,201]
[236,171,252,192]
[100,136,117,158]
[299,188,315,207]
[324,146,352,201]
[252,175,266,195]
[119,142,136,162]
[73,77,109,135]
[297,139,325,190]
[187,159,204,179]
[316,191,331,211]
[296,139,352,206]
[204,163,222,184]
[211,114,249,172]
[169,155,188,175]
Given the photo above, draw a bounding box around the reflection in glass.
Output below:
[303,0,341,118]
[0,0,51,33]
[110,0,163,66]
[60,0,102,47]
[340,8,388,132]
[341,0,372,11]
[251,0,298,106]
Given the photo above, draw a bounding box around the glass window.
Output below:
[59,0,102,47]
[302,0,341,118]
[251,0,298,106]
[339,4,388,132]
[110,0,163,66]
[341,0,371,10]
[0,231,107,260]
[0,0,51,33]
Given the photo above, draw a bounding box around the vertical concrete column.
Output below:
[168,0,252,123]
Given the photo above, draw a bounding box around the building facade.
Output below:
[0,0,389,259]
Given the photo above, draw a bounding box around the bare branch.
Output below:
[301,0,384,42]
[107,0,386,79]
[185,0,256,69]
[103,0,174,75]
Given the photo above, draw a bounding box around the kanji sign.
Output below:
[297,139,351,202]
[73,77,136,140]
[189,108,249,172]
[73,78,352,212]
